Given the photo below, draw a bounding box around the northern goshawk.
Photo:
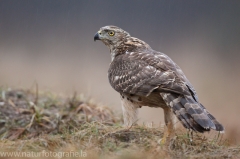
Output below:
[94,26,224,142]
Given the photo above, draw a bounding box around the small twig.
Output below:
[34,82,38,105]
[127,119,139,130]
[1,90,6,100]
[87,135,93,147]
[190,130,193,143]
[8,99,17,109]
[187,129,193,144]
[219,132,224,144]
[25,113,36,130]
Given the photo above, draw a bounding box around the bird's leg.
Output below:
[121,95,139,129]
[161,108,176,145]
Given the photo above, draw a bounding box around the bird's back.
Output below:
[108,45,224,132]
[95,25,224,133]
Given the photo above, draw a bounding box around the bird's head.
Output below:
[94,26,130,50]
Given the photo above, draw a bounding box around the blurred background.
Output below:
[0,0,239,144]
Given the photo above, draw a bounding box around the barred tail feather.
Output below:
[160,93,224,133]
[199,103,224,132]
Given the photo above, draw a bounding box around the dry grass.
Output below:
[0,87,239,159]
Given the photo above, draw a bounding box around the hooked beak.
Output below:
[94,32,100,41]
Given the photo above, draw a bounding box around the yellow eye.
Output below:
[108,31,115,36]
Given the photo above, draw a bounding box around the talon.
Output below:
[160,137,166,145]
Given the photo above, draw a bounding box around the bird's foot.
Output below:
[160,127,168,145]
[160,125,175,145]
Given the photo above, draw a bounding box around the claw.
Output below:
[160,124,175,145]
[160,126,169,145]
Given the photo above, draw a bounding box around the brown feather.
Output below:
[95,25,224,133]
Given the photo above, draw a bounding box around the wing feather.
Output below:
[108,51,191,97]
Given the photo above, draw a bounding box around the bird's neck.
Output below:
[110,37,151,61]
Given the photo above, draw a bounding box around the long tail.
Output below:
[160,92,224,133]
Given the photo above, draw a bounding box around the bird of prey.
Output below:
[94,25,224,142]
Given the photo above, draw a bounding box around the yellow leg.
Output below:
[161,108,176,145]
[160,123,175,145]
[160,126,168,145]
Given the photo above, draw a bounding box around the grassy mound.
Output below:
[0,88,239,159]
